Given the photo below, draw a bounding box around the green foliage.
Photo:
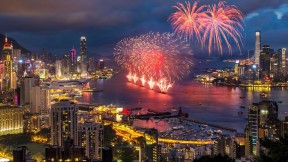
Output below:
[0,133,32,146]
[258,137,288,162]
[104,124,117,147]
[194,154,234,162]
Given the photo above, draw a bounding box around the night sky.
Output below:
[0,0,287,56]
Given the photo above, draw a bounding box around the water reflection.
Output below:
[78,73,288,132]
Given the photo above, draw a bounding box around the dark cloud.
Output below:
[0,0,287,56]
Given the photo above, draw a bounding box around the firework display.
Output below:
[169,1,244,54]
[114,32,193,93]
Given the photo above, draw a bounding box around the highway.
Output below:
[108,121,214,145]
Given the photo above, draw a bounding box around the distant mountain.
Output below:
[0,33,31,55]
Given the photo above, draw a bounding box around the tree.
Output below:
[258,137,288,162]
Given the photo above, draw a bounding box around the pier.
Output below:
[180,117,237,132]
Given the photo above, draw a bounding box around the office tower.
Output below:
[213,135,237,159]
[78,122,104,160]
[259,45,270,80]
[244,101,279,156]
[51,100,78,146]
[70,47,77,73]
[0,105,24,136]
[55,60,62,78]
[278,48,287,77]
[254,31,261,66]
[30,86,51,113]
[23,77,35,104]
[80,36,87,76]
[88,57,97,73]
[13,49,21,61]
[145,129,161,162]
[70,47,77,64]
[2,35,13,60]
[270,53,280,80]
[98,59,105,70]
[2,51,13,90]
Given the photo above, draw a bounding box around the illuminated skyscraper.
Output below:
[254,31,261,66]
[2,35,13,60]
[278,48,287,77]
[70,47,77,74]
[55,60,62,78]
[259,45,270,80]
[80,36,87,76]
[70,47,77,64]
[51,100,78,146]
[78,122,104,160]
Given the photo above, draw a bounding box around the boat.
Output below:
[277,101,283,103]
[240,106,245,109]
[240,96,246,99]
[238,111,243,116]
[82,88,104,92]
[260,93,267,97]
[172,126,184,130]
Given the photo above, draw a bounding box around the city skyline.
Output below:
[0,0,287,55]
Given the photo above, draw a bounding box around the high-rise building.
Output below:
[2,52,14,90]
[244,101,279,156]
[213,135,237,159]
[30,86,51,113]
[278,48,287,78]
[2,35,13,60]
[51,100,78,146]
[13,49,21,61]
[88,57,97,73]
[78,122,104,160]
[0,105,24,136]
[23,77,35,104]
[259,45,271,80]
[254,31,261,67]
[145,129,161,162]
[98,59,105,71]
[55,60,62,78]
[70,47,77,64]
[270,53,280,80]
[80,36,87,76]
[70,47,77,73]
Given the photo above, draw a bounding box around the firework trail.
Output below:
[168,1,206,41]
[202,1,244,54]
[169,1,244,55]
[114,32,193,93]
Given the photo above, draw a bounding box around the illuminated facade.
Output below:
[55,60,62,78]
[31,86,51,113]
[70,47,77,73]
[78,122,104,160]
[245,101,279,156]
[259,45,270,80]
[278,48,287,77]
[80,36,87,76]
[254,31,261,67]
[51,100,78,146]
[0,105,24,136]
